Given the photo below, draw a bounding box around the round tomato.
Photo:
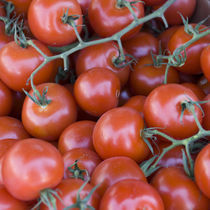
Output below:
[2,138,64,201]
[58,120,95,154]
[28,0,83,46]
[22,83,77,141]
[143,83,202,140]
[88,0,144,40]
[0,40,56,92]
[99,179,164,210]
[93,107,150,162]
[200,45,210,82]
[74,67,121,117]
[90,156,147,197]
[151,167,209,209]
[194,144,210,198]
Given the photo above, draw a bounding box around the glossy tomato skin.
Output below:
[168,24,210,75]
[40,179,100,210]
[58,120,95,154]
[93,107,150,162]
[0,80,13,116]
[74,67,121,117]
[0,116,30,140]
[90,156,147,197]
[63,148,101,180]
[2,138,64,201]
[151,167,209,210]
[0,185,28,210]
[76,41,130,87]
[201,45,210,82]
[88,0,144,40]
[194,144,210,198]
[22,83,77,141]
[0,40,56,91]
[143,84,202,140]
[99,179,164,210]
[28,0,82,46]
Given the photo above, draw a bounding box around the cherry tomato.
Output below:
[122,32,159,59]
[200,45,210,82]
[28,0,83,46]
[194,144,210,198]
[63,148,101,180]
[151,167,209,209]
[0,116,30,140]
[90,156,147,197]
[168,24,210,75]
[0,185,28,210]
[0,80,13,116]
[74,67,121,117]
[93,107,150,162]
[143,84,202,140]
[0,40,56,91]
[88,0,144,40]
[2,138,64,201]
[22,83,77,141]
[99,179,164,210]
[75,41,130,87]
[40,179,100,210]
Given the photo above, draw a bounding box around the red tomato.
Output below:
[58,120,95,154]
[99,179,164,210]
[90,156,147,197]
[2,138,64,201]
[151,167,209,209]
[0,185,28,210]
[194,144,210,198]
[201,94,210,131]
[63,148,101,180]
[168,24,210,75]
[143,84,202,140]
[0,80,13,116]
[0,40,56,92]
[201,45,210,82]
[40,179,100,210]
[22,83,77,141]
[74,67,121,117]
[93,107,150,162]
[0,116,30,140]
[88,0,144,40]
[28,0,83,46]
[122,32,159,59]
[75,41,130,87]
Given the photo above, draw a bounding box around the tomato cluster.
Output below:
[0,0,209,209]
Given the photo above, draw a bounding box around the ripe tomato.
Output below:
[40,179,100,210]
[122,32,159,59]
[0,185,28,210]
[0,40,56,92]
[0,116,30,140]
[75,41,130,87]
[22,83,77,141]
[151,167,209,209]
[90,156,147,197]
[0,80,13,116]
[88,0,144,40]
[93,107,150,162]
[201,94,210,131]
[58,120,95,154]
[99,179,164,210]
[74,67,121,117]
[2,138,64,201]
[194,144,210,199]
[63,148,101,180]
[28,0,83,46]
[168,24,210,75]
[200,45,210,82]
[143,84,202,140]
